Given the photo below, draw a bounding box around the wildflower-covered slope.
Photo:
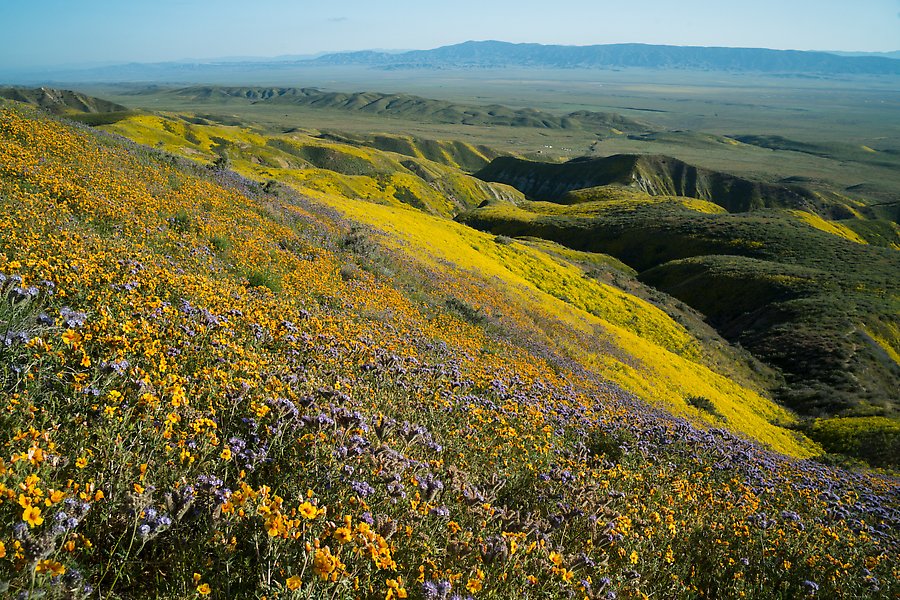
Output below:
[0,105,898,599]
[99,111,816,456]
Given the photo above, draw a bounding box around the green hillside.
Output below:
[0,86,136,125]
[459,159,900,460]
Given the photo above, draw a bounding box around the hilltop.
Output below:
[0,86,128,114]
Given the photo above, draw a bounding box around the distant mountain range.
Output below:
[4,41,899,83]
[313,41,900,75]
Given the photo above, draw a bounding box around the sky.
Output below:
[1,0,898,69]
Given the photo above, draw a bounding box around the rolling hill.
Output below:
[0,86,128,114]
[165,86,650,134]
[475,154,823,212]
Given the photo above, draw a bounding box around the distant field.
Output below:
[76,67,900,202]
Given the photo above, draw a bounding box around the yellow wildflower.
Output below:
[333,526,352,544]
[386,577,408,599]
[23,505,43,527]
[313,547,341,580]
[466,577,483,594]
[35,559,65,576]
[61,330,82,348]
[298,501,319,520]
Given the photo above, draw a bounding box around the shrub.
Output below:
[687,395,726,420]
[246,269,282,294]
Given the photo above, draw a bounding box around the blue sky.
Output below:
[2,0,898,68]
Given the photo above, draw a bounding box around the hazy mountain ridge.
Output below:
[314,40,900,75]
[8,41,899,84]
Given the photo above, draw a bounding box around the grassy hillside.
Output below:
[0,86,136,125]
[101,113,523,218]
[2,100,898,600]
[314,131,508,172]
[93,110,823,454]
[459,161,900,464]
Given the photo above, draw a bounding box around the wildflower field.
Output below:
[0,103,897,598]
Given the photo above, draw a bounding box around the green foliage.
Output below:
[169,209,193,233]
[808,417,900,469]
[208,234,232,253]
[686,395,726,420]
[246,269,282,293]
[445,296,487,325]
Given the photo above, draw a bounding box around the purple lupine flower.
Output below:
[351,481,375,498]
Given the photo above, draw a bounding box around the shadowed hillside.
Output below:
[0,86,128,114]
[476,154,821,212]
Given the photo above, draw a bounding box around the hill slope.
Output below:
[2,101,899,599]
[460,161,900,450]
[0,86,129,114]
[96,111,809,449]
[476,154,822,212]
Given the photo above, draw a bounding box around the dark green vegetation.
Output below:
[460,155,900,463]
[476,154,821,212]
